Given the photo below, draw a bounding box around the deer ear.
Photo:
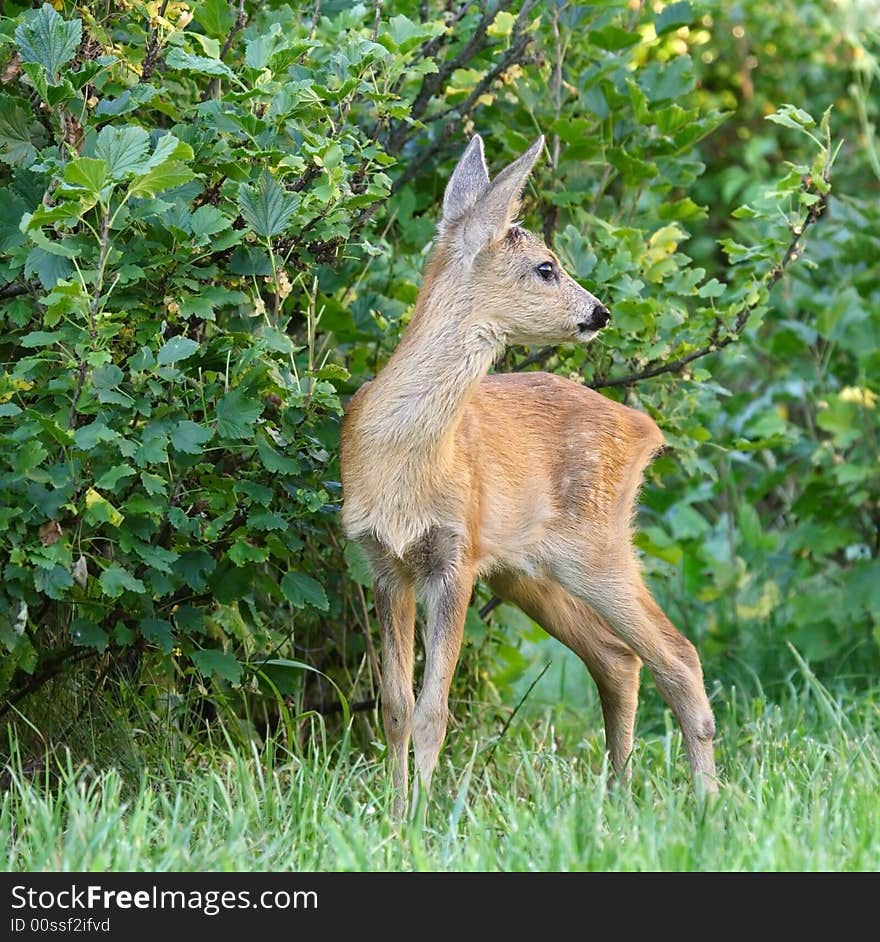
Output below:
[454,135,544,260]
[441,134,490,226]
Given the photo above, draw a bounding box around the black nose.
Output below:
[593,303,611,328]
[578,303,610,333]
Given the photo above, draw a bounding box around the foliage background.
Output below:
[0,0,877,771]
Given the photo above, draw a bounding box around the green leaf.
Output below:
[92,364,124,388]
[74,420,118,451]
[174,551,216,591]
[83,488,124,528]
[247,510,288,531]
[189,205,231,240]
[99,564,146,598]
[71,618,108,653]
[197,0,237,38]
[24,248,71,290]
[280,572,329,611]
[655,1,693,35]
[257,440,300,474]
[238,171,297,238]
[387,14,420,47]
[216,387,263,439]
[64,157,110,195]
[95,125,150,179]
[488,10,517,38]
[0,189,27,250]
[19,330,65,348]
[13,439,48,474]
[146,134,193,170]
[140,617,174,653]
[34,564,73,600]
[0,95,39,166]
[15,4,82,82]
[766,105,817,131]
[228,540,269,566]
[192,649,243,684]
[171,419,213,454]
[156,335,200,365]
[344,541,372,588]
[245,23,286,70]
[95,84,159,116]
[128,161,195,198]
[589,26,640,50]
[165,46,233,77]
[94,464,135,490]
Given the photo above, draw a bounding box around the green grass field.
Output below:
[3,673,879,872]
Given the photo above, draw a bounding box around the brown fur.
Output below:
[339,135,717,815]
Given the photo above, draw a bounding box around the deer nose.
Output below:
[578,303,610,333]
[593,303,611,328]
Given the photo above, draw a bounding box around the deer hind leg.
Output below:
[551,552,717,794]
[373,574,416,818]
[411,562,474,810]
[489,572,641,780]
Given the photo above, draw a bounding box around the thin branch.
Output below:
[202,0,261,101]
[542,5,564,247]
[67,361,88,429]
[513,344,555,372]
[356,583,382,688]
[482,661,552,766]
[393,0,515,149]
[390,5,536,195]
[314,696,376,716]
[0,281,33,300]
[372,0,383,40]
[307,0,322,42]
[140,0,170,82]
[478,596,502,618]
[220,0,249,60]
[0,648,99,720]
[384,1,477,106]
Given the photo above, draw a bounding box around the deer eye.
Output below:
[536,261,556,281]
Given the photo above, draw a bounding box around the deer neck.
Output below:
[363,280,502,458]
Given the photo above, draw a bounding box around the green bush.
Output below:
[0,1,876,750]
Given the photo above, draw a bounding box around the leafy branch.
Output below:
[591,169,831,390]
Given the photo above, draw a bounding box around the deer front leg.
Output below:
[411,565,473,811]
[373,575,416,818]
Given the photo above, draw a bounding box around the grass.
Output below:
[3,676,880,871]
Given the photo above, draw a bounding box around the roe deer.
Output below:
[339,134,717,815]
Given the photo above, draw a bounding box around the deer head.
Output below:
[437,134,610,346]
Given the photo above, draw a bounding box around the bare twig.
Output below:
[390,4,537,195]
[372,0,383,40]
[394,1,513,145]
[307,0,322,42]
[315,696,376,716]
[0,648,99,720]
[220,0,249,60]
[482,661,552,766]
[356,582,382,688]
[140,0,170,82]
[0,281,33,300]
[478,596,502,618]
[513,344,555,372]
[202,0,260,101]
[542,5,564,247]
